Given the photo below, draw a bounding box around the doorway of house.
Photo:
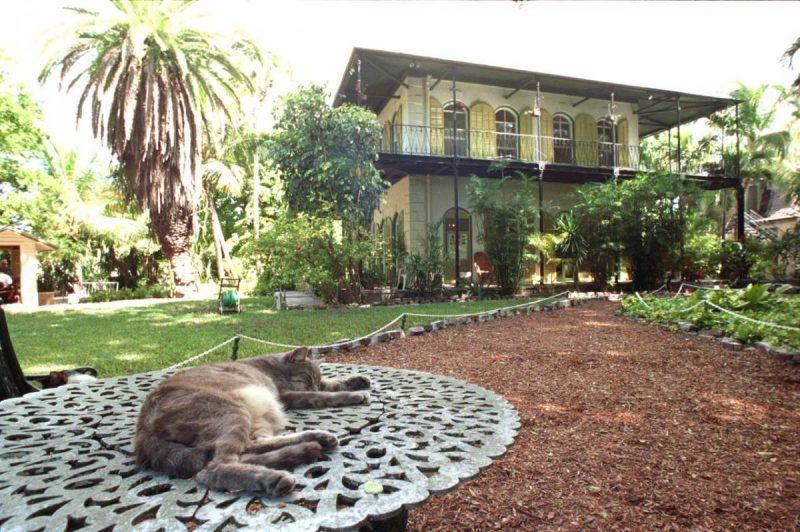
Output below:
[443,207,472,282]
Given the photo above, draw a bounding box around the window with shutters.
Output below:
[495,108,518,158]
[443,101,468,157]
[552,114,573,164]
[597,118,616,167]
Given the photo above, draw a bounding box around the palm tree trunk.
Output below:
[150,206,197,295]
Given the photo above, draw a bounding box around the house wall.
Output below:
[373,176,411,250]
[393,174,582,284]
[379,76,640,145]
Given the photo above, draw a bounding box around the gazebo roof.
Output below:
[334,48,739,137]
[0,227,58,252]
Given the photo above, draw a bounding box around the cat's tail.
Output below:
[134,428,208,478]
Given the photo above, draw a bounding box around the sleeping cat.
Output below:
[135,347,371,496]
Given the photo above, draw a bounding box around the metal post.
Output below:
[735,103,745,243]
[356,57,363,105]
[451,68,460,286]
[231,335,240,361]
[536,82,545,286]
[667,128,672,174]
[610,92,617,168]
[676,97,681,173]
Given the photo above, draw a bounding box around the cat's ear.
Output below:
[284,347,309,363]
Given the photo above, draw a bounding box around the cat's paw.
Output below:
[263,471,295,497]
[350,391,370,405]
[345,375,371,390]
[308,431,339,450]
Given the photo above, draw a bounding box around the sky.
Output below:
[1,0,798,157]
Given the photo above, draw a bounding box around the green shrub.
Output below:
[621,284,800,349]
[87,284,171,303]
[404,221,447,296]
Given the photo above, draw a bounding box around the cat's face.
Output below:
[282,348,322,391]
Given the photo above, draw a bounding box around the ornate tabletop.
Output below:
[0,363,519,531]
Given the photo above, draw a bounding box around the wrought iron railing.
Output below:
[380,123,724,175]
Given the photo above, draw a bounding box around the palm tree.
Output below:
[40,1,261,294]
[554,212,585,289]
[785,36,800,94]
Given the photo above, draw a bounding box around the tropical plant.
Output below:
[268,85,385,226]
[248,213,383,304]
[404,221,448,296]
[553,212,585,288]
[785,35,800,95]
[468,174,538,295]
[40,0,263,294]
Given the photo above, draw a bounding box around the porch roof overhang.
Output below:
[376,154,738,191]
[334,48,739,138]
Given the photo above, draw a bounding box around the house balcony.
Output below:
[379,123,728,183]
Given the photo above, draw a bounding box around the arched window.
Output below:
[442,207,472,281]
[495,108,518,158]
[443,101,468,157]
[597,118,616,166]
[552,114,573,164]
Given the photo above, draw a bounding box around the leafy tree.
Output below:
[468,174,538,295]
[40,1,262,294]
[269,85,385,226]
[0,63,45,187]
[574,173,695,290]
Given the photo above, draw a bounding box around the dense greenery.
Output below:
[468,175,538,295]
[8,295,548,377]
[251,85,387,303]
[622,285,800,349]
[571,172,695,290]
[404,222,448,296]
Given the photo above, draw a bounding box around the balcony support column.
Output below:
[735,103,745,243]
[610,92,618,175]
[536,82,545,286]
[451,68,460,286]
[676,97,682,173]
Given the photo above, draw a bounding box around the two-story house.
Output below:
[334,48,742,284]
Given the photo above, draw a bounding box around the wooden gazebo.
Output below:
[0,228,57,307]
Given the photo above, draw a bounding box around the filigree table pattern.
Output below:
[0,363,519,531]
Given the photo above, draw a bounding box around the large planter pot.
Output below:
[38,291,55,306]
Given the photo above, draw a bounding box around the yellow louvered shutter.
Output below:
[469,102,495,159]
[617,118,630,167]
[519,109,534,161]
[382,121,392,152]
[539,108,554,162]
[575,113,598,166]
[429,97,444,155]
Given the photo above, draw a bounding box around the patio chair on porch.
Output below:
[0,306,97,401]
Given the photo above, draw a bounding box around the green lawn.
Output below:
[7,296,549,377]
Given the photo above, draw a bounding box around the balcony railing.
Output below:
[380,123,724,176]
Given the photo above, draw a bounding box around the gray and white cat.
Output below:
[135,347,370,496]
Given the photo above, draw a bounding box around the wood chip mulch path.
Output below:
[328,300,800,530]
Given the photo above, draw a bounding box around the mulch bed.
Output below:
[328,300,800,530]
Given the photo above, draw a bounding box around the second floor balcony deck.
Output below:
[380,123,726,177]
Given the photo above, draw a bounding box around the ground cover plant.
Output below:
[622,284,800,349]
[7,295,552,377]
